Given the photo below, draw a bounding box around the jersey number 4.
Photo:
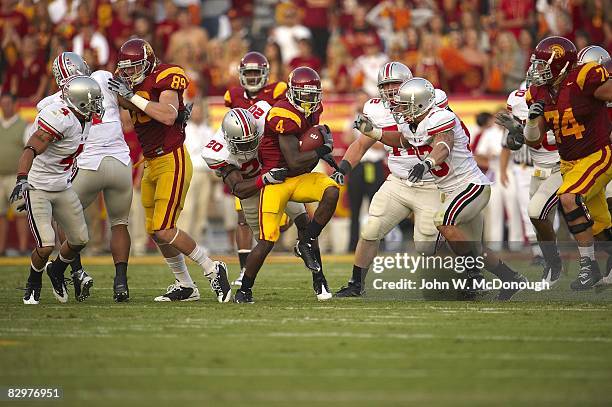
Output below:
[544,108,585,143]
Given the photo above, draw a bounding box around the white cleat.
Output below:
[154,281,200,302]
[313,272,332,301]
[232,268,245,286]
[208,261,232,303]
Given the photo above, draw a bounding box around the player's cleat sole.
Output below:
[495,274,528,301]
[335,281,364,297]
[294,240,321,272]
[46,262,68,303]
[23,282,41,305]
[234,289,254,303]
[154,281,200,302]
[570,257,602,291]
[209,261,232,303]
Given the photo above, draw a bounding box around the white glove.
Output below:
[353,113,382,141]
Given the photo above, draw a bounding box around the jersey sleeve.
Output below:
[434,88,449,109]
[36,105,69,142]
[248,101,272,136]
[272,82,288,100]
[201,130,231,174]
[362,98,388,128]
[36,92,62,112]
[266,106,302,136]
[576,62,610,96]
[153,65,189,91]
[426,109,456,137]
[506,90,528,121]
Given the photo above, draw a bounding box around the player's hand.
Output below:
[176,102,193,128]
[408,158,434,183]
[315,124,334,158]
[9,176,31,208]
[496,112,525,151]
[108,77,134,99]
[528,101,545,120]
[330,171,345,186]
[353,113,382,140]
[262,168,288,185]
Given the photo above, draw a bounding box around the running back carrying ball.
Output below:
[298,124,327,152]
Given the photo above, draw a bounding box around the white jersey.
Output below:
[36,71,130,170]
[400,107,490,194]
[29,101,90,192]
[201,100,272,179]
[506,89,559,167]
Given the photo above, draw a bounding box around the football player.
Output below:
[223,52,287,285]
[108,38,231,302]
[356,78,527,300]
[496,75,564,285]
[36,52,133,302]
[334,62,442,297]
[524,36,612,290]
[11,76,103,304]
[234,67,339,303]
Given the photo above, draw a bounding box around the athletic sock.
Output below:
[531,242,543,257]
[238,249,250,271]
[305,220,325,241]
[539,242,562,268]
[50,253,73,275]
[578,245,596,261]
[115,262,128,278]
[165,254,194,285]
[187,245,216,277]
[351,265,364,286]
[70,253,83,273]
[240,275,255,291]
[28,263,44,285]
[488,260,519,281]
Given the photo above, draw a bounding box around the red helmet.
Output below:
[287,66,322,117]
[239,51,269,93]
[117,38,157,87]
[528,36,577,86]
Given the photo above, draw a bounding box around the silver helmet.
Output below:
[52,52,91,88]
[392,77,436,124]
[577,45,611,65]
[377,62,413,106]
[61,76,104,121]
[222,108,260,160]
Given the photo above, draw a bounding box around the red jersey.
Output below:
[260,98,322,176]
[132,63,189,158]
[526,62,611,161]
[224,81,287,109]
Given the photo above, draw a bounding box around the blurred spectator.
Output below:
[155,0,180,56]
[324,37,351,94]
[497,0,535,39]
[352,35,388,97]
[340,5,378,58]
[201,40,229,96]
[0,93,28,255]
[166,7,208,66]
[488,32,527,94]
[414,33,445,89]
[133,12,156,45]
[441,29,487,94]
[106,0,135,63]
[2,35,48,102]
[295,0,334,65]
[270,2,312,64]
[72,10,110,69]
[264,41,285,83]
[177,100,214,243]
[537,0,572,36]
[200,0,231,39]
[581,0,610,46]
[288,38,322,73]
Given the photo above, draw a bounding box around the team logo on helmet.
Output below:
[550,44,565,59]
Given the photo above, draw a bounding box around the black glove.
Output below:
[108,76,134,99]
[176,102,193,128]
[315,124,334,158]
[408,158,434,183]
[528,100,545,120]
[262,168,288,185]
[9,175,31,210]
[496,112,525,151]
[330,171,344,186]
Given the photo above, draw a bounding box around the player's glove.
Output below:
[315,124,334,158]
[9,175,31,212]
[176,102,194,129]
[528,100,545,120]
[495,112,525,151]
[261,168,288,185]
[330,171,344,185]
[408,157,435,183]
[108,76,134,99]
[353,113,382,141]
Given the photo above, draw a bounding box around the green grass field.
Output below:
[1,256,611,406]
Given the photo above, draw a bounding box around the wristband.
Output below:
[424,157,436,168]
[339,159,352,175]
[23,145,38,157]
[255,176,265,189]
[130,94,150,111]
[17,174,27,181]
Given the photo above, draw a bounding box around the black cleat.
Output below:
[72,269,93,302]
[113,273,129,302]
[334,281,363,297]
[154,281,200,301]
[496,274,528,301]
[46,262,68,303]
[312,272,332,300]
[209,261,232,303]
[23,281,42,304]
[461,270,488,300]
[570,257,602,291]
[294,240,321,271]
[540,263,562,286]
[234,288,254,303]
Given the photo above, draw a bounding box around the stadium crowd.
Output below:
[0,0,610,256]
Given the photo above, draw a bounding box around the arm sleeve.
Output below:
[36,106,68,142]
[577,62,610,96]
[426,110,456,138]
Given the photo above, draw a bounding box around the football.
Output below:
[298,125,325,152]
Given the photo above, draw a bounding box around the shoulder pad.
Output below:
[273,81,288,99]
[36,103,71,141]
[577,61,609,91]
[154,65,189,90]
[266,106,302,134]
[426,109,456,137]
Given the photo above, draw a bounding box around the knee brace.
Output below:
[360,216,383,241]
[561,194,594,234]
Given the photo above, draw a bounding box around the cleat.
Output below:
[461,270,489,299]
[234,288,254,303]
[597,255,612,286]
[570,257,602,291]
[294,240,321,271]
[23,281,41,305]
[154,281,200,301]
[541,264,562,286]
[313,272,332,301]
[232,268,245,286]
[72,269,93,302]
[496,274,528,301]
[208,261,232,303]
[46,262,68,303]
[113,273,129,302]
[335,281,364,298]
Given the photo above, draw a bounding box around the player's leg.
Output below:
[557,147,612,290]
[100,157,134,302]
[22,189,56,304]
[528,171,563,284]
[47,188,90,303]
[149,148,230,302]
[235,199,252,286]
[515,166,543,258]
